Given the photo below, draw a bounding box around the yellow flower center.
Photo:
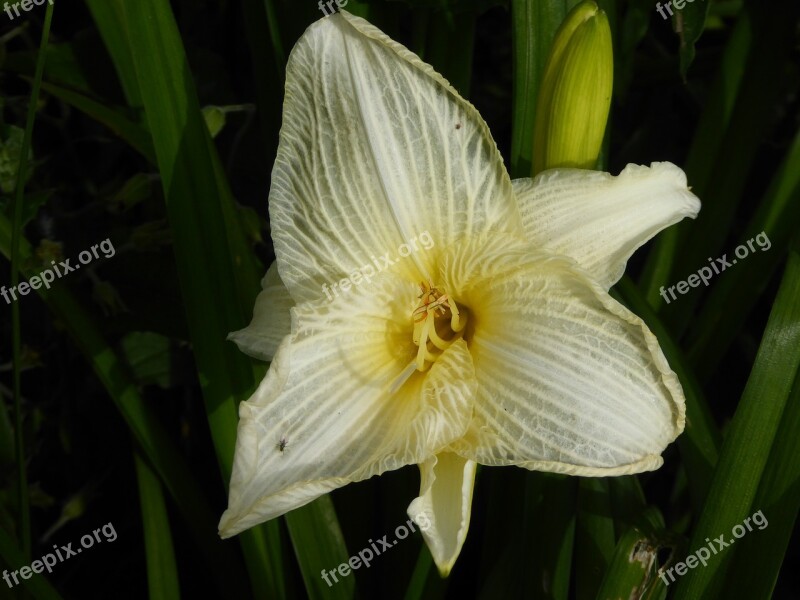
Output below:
[411,281,468,372]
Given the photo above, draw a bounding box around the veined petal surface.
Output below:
[219,275,477,537]
[408,453,477,576]
[512,162,700,289]
[227,261,293,362]
[270,11,521,304]
[440,235,685,475]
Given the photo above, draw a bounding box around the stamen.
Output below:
[449,301,465,333]
[409,281,468,373]
[426,320,452,350]
[415,317,432,371]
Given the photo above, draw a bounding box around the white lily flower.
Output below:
[218,10,699,576]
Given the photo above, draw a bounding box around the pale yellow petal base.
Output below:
[408,452,477,576]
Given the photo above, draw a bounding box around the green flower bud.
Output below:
[533,1,613,174]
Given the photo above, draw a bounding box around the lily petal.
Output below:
[512,162,700,289]
[408,453,477,577]
[227,261,293,362]
[441,234,685,475]
[219,275,477,537]
[270,11,521,304]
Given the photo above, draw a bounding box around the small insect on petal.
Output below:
[277,436,288,453]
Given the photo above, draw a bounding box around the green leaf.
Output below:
[107,173,156,212]
[38,81,154,162]
[9,0,54,563]
[673,252,800,598]
[135,453,181,600]
[201,105,256,140]
[478,469,532,598]
[510,0,581,177]
[658,0,800,334]
[0,529,65,600]
[84,0,143,108]
[404,545,445,600]
[286,497,355,600]
[527,475,576,599]
[608,476,646,536]
[0,215,251,599]
[119,332,173,389]
[686,126,800,379]
[595,508,675,600]
[0,125,33,195]
[574,478,614,600]
[4,44,94,97]
[240,0,288,169]
[117,0,288,595]
[640,4,750,305]
[202,106,227,139]
[0,190,50,230]
[613,0,652,96]
[673,0,711,77]
[720,366,800,598]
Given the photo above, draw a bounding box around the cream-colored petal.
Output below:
[408,453,476,577]
[270,11,521,304]
[227,261,293,362]
[512,162,700,289]
[219,274,477,537]
[439,234,685,476]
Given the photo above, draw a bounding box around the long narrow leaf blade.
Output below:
[135,453,181,600]
[0,216,250,599]
[673,252,800,598]
[286,497,355,600]
[720,367,800,598]
[9,0,55,562]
